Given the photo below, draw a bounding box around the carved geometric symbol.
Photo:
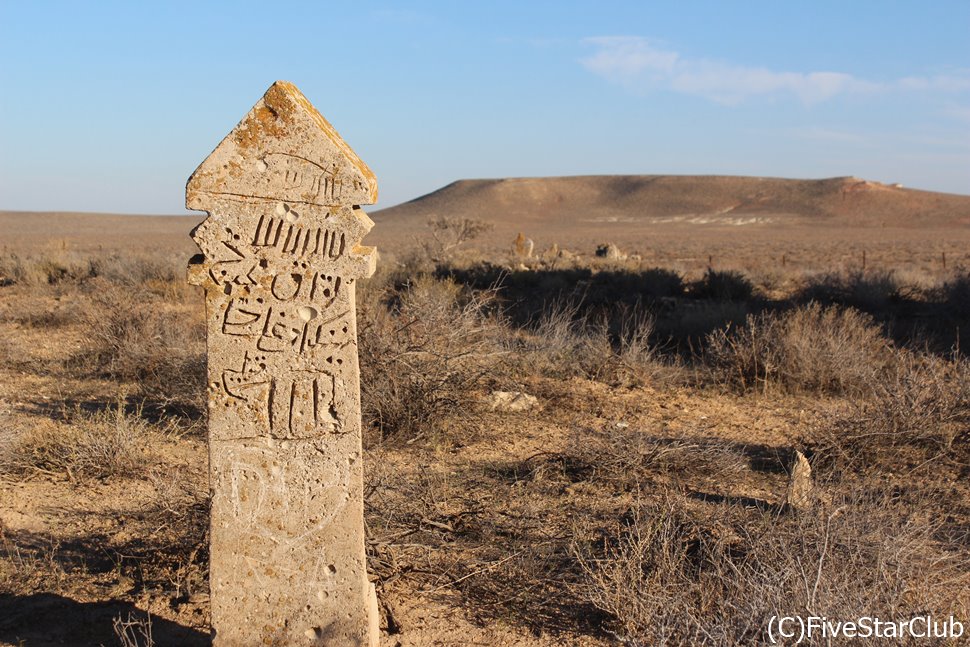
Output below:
[253,212,346,259]
[222,352,339,438]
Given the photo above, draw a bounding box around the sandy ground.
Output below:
[1,178,967,644]
[0,281,824,645]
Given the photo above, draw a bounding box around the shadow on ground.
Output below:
[439,263,969,354]
[0,593,209,646]
[16,395,204,430]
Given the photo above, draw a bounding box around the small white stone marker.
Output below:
[187,81,380,646]
[786,450,813,512]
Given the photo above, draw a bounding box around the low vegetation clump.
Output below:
[0,249,189,291]
[706,302,892,395]
[691,267,756,301]
[797,269,902,312]
[522,303,658,384]
[0,532,66,596]
[0,250,99,286]
[359,273,506,443]
[810,351,970,471]
[0,402,157,482]
[71,278,205,409]
[573,489,969,646]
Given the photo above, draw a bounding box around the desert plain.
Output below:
[1,174,969,645]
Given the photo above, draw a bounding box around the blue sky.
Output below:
[1,1,968,214]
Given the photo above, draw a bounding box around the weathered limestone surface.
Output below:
[187,81,379,646]
[512,232,533,258]
[785,450,813,512]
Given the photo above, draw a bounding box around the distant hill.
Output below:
[3,176,968,258]
[369,176,970,250]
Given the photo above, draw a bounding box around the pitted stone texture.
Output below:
[512,232,533,258]
[187,80,378,211]
[188,81,379,646]
[786,450,813,512]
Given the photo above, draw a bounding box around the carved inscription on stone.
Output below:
[188,81,379,647]
[194,200,367,444]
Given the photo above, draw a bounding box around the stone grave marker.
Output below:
[187,81,379,646]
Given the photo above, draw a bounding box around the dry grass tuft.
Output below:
[706,302,891,395]
[70,278,205,407]
[572,495,721,644]
[691,268,756,301]
[0,402,157,482]
[359,274,505,443]
[798,269,902,311]
[810,352,970,471]
[524,302,611,379]
[574,489,970,646]
[0,530,67,595]
[518,302,671,386]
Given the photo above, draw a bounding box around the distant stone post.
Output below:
[187,81,380,646]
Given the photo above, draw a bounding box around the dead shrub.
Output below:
[691,268,756,301]
[130,467,210,600]
[810,352,970,471]
[573,495,721,644]
[574,490,969,645]
[0,402,155,481]
[359,274,504,442]
[524,301,609,379]
[942,271,970,320]
[71,279,205,407]
[610,307,667,385]
[0,531,66,595]
[706,302,891,395]
[798,269,902,311]
[421,216,493,260]
[521,302,667,386]
[113,612,155,647]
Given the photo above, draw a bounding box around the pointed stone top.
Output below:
[187,81,377,210]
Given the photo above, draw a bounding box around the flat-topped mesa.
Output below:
[187,81,380,647]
